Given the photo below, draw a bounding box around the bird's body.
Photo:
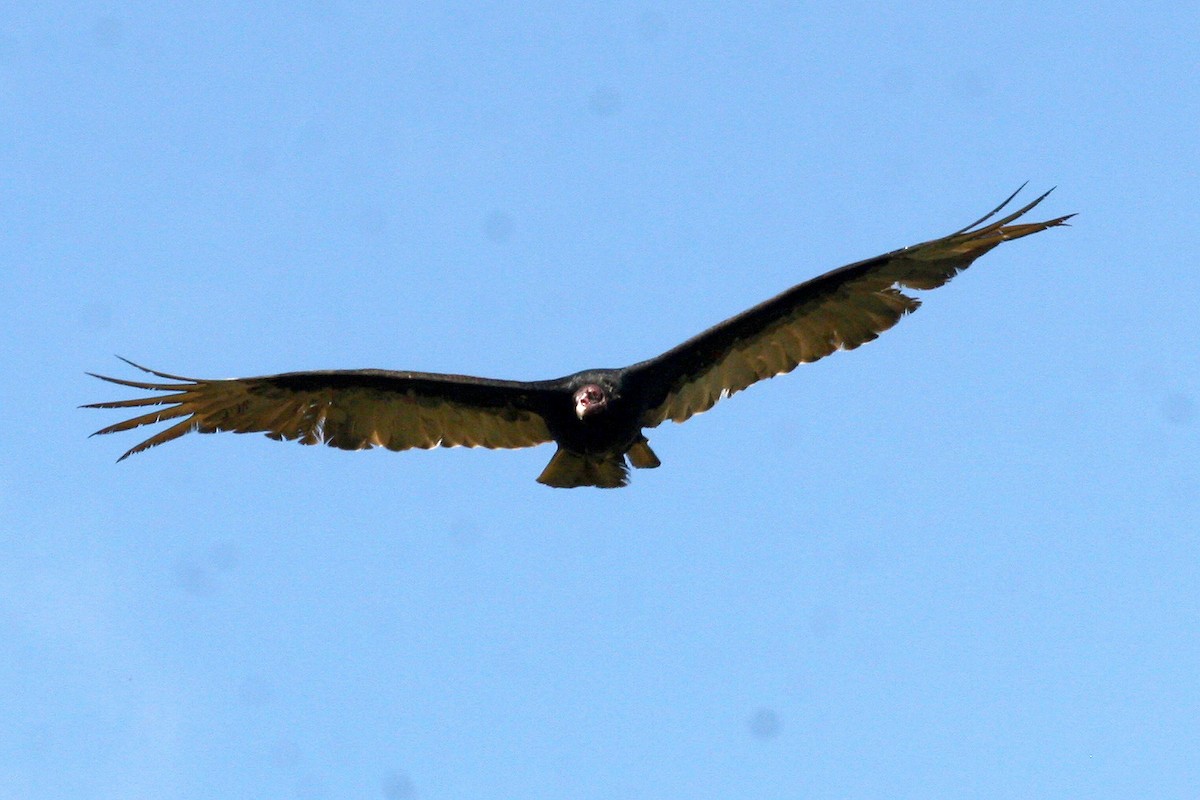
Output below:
[87,188,1072,488]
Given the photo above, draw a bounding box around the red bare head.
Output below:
[573,384,608,420]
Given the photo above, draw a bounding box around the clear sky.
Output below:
[3,3,1197,799]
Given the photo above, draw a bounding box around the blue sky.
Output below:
[3,3,1198,798]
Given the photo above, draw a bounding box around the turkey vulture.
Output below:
[87,188,1071,488]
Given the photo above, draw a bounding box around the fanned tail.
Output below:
[537,449,630,489]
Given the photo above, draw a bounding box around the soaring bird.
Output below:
[87,188,1071,488]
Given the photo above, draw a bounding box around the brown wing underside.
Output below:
[85,361,555,461]
[636,187,1073,427]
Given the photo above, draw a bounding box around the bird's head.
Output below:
[573,383,609,420]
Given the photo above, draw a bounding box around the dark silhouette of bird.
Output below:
[87,188,1071,488]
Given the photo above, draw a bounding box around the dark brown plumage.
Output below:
[86,188,1072,488]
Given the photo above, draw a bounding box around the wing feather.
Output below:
[85,361,556,461]
[630,188,1072,426]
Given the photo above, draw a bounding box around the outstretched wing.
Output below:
[85,360,557,460]
[628,187,1073,427]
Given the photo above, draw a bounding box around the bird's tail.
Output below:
[537,449,630,489]
[536,438,661,489]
